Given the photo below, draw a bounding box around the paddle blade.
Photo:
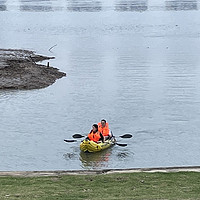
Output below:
[64,139,77,143]
[116,143,127,147]
[120,134,132,138]
[72,134,85,138]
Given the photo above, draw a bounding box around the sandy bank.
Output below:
[0,166,200,177]
[0,49,66,89]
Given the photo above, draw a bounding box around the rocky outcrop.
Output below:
[0,49,66,89]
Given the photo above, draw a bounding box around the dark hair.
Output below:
[93,124,98,131]
[101,119,106,123]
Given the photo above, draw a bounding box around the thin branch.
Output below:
[49,44,57,52]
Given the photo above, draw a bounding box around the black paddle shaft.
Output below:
[64,139,77,142]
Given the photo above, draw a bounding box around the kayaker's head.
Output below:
[101,119,106,128]
[92,124,98,133]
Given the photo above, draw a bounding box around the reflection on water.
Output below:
[79,148,132,169]
[67,0,102,12]
[20,5,53,12]
[20,0,53,11]
[165,0,198,10]
[115,0,148,12]
[79,150,112,169]
[0,0,199,12]
[0,0,6,11]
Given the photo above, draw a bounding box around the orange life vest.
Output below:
[98,122,110,137]
[88,131,101,143]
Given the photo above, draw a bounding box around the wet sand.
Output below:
[0,166,200,177]
[0,49,66,89]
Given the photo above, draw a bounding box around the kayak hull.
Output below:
[80,137,116,153]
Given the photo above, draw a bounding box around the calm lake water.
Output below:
[1,0,200,171]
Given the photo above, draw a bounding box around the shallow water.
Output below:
[0,0,200,171]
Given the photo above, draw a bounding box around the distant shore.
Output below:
[0,49,66,90]
[1,166,200,177]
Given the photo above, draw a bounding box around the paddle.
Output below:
[72,133,132,139]
[115,143,127,147]
[72,133,85,138]
[64,139,127,146]
[119,133,132,138]
[64,139,77,143]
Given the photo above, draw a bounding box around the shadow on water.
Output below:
[165,0,198,11]
[79,149,112,169]
[67,0,102,12]
[115,0,148,12]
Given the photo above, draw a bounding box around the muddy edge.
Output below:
[0,49,66,89]
[0,166,200,177]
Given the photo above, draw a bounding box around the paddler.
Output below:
[98,119,113,140]
[86,124,104,143]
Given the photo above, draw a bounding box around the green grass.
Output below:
[0,172,200,199]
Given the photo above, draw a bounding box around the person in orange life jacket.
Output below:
[98,119,112,140]
[86,124,104,143]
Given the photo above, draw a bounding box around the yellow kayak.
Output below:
[80,137,116,153]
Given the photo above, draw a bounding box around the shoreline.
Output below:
[0,49,66,89]
[1,166,200,177]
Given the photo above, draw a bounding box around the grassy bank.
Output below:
[0,172,200,199]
